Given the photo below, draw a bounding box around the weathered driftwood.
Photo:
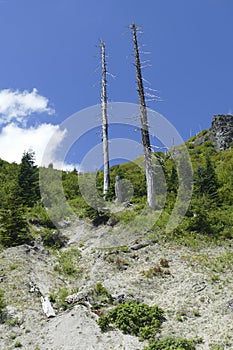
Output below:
[28,281,55,317]
[101,41,110,198]
[41,296,56,318]
[65,292,92,308]
[192,281,206,293]
[131,24,156,210]
[130,239,157,252]
[65,291,87,304]
[130,242,150,251]
[115,176,123,203]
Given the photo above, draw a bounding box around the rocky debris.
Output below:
[226,299,233,310]
[189,114,233,151]
[29,281,41,294]
[0,274,6,282]
[5,305,24,325]
[58,218,71,228]
[210,114,233,150]
[107,216,120,227]
[193,131,210,147]
[28,218,41,226]
[27,241,49,255]
[65,291,90,305]
[1,222,233,349]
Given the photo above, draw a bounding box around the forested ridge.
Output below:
[0,128,233,248]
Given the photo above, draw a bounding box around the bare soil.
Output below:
[0,220,233,349]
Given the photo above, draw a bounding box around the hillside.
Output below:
[1,116,233,349]
[1,219,233,350]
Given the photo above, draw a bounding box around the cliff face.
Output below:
[210,114,233,150]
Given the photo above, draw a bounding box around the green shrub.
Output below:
[40,229,68,249]
[98,301,164,340]
[5,316,20,327]
[29,202,56,228]
[50,287,69,310]
[14,340,23,348]
[143,336,196,350]
[91,283,113,307]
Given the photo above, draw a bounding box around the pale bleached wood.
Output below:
[101,41,110,199]
[131,24,156,210]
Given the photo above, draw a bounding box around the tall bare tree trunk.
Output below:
[131,24,156,209]
[101,41,110,198]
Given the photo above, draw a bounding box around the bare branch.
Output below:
[141,77,152,85]
[106,72,116,79]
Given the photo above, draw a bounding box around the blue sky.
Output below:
[0,0,232,169]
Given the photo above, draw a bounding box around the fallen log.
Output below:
[41,296,56,318]
[130,242,150,251]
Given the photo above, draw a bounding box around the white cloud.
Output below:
[0,88,54,124]
[0,123,70,168]
[51,161,82,172]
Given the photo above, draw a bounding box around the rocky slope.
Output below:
[0,220,233,349]
[193,114,233,151]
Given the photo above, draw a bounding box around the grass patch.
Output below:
[49,287,73,311]
[54,248,82,277]
[142,265,171,278]
[202,250,233,273]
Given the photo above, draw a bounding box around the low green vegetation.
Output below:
[54,248,82,277]
[98,301,165,340]
[40,229,68,249]
[98,300,197,349]
[0,289,6,322]
[203,250,233,273]
[14,340,22,348]
[142,264,171,278]
[81,282,114,311]
[49,287,71,310]
[143,337,196,350]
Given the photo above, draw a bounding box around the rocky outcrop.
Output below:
[210,114,233,150]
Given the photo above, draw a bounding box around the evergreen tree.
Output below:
[168,164,179,194]
[18,150,40,207]
[0,188,31,247]
[194,155,218,199]
[205,155,218,198]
